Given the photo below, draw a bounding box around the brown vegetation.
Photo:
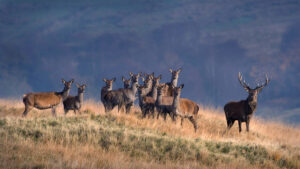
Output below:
[0,99,299,169]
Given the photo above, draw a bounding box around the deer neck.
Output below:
[156,92,163,105]
[62,87,71,101]
[106,85,113,91]
[246,97,257,113]
[172,94,180,109]
[171,76,178,87]
[138,91,143,104]
[131,81,138,95]
[151,86,157,101]
[78,91,84,103]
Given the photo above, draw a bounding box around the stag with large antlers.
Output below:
[224,72,270,132]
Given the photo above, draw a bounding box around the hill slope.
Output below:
[0,99,299,169]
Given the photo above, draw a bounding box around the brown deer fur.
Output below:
[156,85,199,121]
[224,72,270,132]
[22,79,74,117]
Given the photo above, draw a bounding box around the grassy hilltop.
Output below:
[0,99,299,169]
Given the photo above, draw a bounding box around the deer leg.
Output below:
[125,103,132,114]
[246,120,250,132]
[227,119,234,130]
[171,112,177,122]
[226,118,230,127]
[104,104,109,113]
[163,112,167,121]
[22,106,33,117]
[147,108,151,119]
[238,120,242,132]
[117,104,122,112]
[147,108,152,119]
[51,106,57,117]
[181,117,184,126]
[189,116,198,132]
[142,108,147,118]
[156,111,160,120]
[151,107,155,119]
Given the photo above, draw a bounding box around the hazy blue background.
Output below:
[1,0,300,124]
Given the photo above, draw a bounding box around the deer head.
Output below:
[76,83,87,93]
[173,84,184,97]
[169,68,182,79]
[137,85,148,96]
[122,76,131,89]
[62,79,74,90]
[129,72,141,83]
[153,75,162,87]
[157,84,166,96]
[103,77,116,89]
[238,72,270,102]
[143,72,154,81]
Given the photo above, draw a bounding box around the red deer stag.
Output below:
[22,79,74,117]
[224,72,270,132]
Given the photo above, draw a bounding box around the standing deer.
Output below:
[156,84,199,132]
[101,77,116,112]
[22,79,74,117]
[224,72,270,132]
[104,72,140,113]
[120,72,140,113]
[155,84,174,121]
[122,76,131,89]
[162,68,182,96]
[63,83,86,115]
[171,84,198,132]
[137,75,161,118]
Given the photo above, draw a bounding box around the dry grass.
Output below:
[0,98,299,169]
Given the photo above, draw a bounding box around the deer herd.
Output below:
[21,68,270,133]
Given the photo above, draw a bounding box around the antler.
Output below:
[255,74,270,91]
[238,72,251,92]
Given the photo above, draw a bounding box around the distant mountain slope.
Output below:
[0,0,300,123]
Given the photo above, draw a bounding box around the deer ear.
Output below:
[158,75,162,80]
[178,68,182,73]
[62,79,66,84]
[83,84,87,89]
[129,72,133,77]
[103,78,107,82]
[169,69,173,73]
[180,84,184,89]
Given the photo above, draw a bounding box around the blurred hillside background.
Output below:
[0,0,300,124]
